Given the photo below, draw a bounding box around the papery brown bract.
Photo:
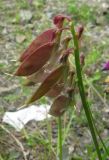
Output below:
[19,29,56,62]
[24,68,45,86]
[15,42,55,76]
[49,95,70,117]
[26,65,65,104]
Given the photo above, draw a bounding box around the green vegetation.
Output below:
[67,0,96,23]
[1,0,109,160]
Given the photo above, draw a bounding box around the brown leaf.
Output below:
[49,95,70,117]
[15,42,55,76]
[26,65,65,104]
[46,83,64,97]
[19,28,56,62]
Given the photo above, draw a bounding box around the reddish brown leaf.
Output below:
[26,65,65,104]
[53,14,71,28]
[46,83,64,97]
[49,95,70,117]
[15,42,55,76]
[19,29,56,62]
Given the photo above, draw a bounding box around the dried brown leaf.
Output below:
[49,95,70,117]
[20,29,56,62]
[15,42,55,76]
[26,65,65,104]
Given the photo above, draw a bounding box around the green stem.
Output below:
[63,109,75,144]
[71,23,102,160]
[46,118,52,156]
[58,116,63,160]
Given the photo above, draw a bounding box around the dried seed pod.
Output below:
[15,42,55,76]
[26,65,65,104]
[49,95,70,117]
[19,29,56,62]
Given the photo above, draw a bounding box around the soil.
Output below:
[1,0,109,159]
